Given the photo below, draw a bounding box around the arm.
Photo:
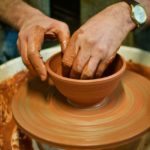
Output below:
[0,0,40,29]
[0,0,70,81]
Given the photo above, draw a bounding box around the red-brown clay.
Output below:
[12,71,150,149]
[46,52,126,107]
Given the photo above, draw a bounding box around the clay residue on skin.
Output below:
[0,71,28,125]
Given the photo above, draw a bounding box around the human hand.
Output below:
[17,12,70,81]
[62,2,135,79]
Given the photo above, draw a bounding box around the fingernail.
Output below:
[62,41,67,51]
[63,41,67,47]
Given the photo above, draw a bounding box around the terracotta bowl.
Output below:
[46,52,126,107]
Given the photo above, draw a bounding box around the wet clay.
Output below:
[0,71,34,150]
[12,71,150,149]
[46,53,126,107]
[1,60,150,150]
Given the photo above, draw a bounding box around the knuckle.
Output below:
[71,30,83,42]
[18,31,27,40]
[76,28,84,35]
[94,44,108,57]
[60,22,69,29]
[31,25,44,33]
[98,44,107,52]
[56,22,69,32]
[62,58,72,68]
[35,25,44,30]
[28,50,36,58]
[85,37,95,46]
[82,72,92,79]
[104,58,110,65]
[75,29,95,46]
[72,64,82,74]
[22,58,30,66]
[75,29,84,37]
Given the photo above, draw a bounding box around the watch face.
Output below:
[132,4,147,24]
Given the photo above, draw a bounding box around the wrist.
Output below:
[14,2,43,30]
[1,0,43,30]
[116,2,137,32]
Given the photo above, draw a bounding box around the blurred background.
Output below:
[0,0,150,64]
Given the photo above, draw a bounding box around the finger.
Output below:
[95,62,108,78]
[56,23,70,53]
[80,55,101,79]
[70,48,91,79]
[62,33,79,77]
[95,54,116,78]
[17,37,36,75]
[27,27,47,81]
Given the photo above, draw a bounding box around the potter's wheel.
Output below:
[12,71,150,149]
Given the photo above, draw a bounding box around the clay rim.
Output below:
[46,52,126,83]
[13,112,150,149]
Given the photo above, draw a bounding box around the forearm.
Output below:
[136,0,150,25]
[0,0,43,30]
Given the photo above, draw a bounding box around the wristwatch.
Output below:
[123,0,147,28]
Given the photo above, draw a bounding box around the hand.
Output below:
[62,2,135,79]
[17,12,70,81]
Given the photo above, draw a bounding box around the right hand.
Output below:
[62,2,135,79]
[17,12,70,81]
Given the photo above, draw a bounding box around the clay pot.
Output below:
[46,52,126,107]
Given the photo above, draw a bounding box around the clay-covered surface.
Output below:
[126,60,150,80]
[12,71,150,149]
[1,60,150,150]
[0,71,33,150]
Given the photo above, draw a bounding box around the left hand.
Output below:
[62,2,135,79]
[17,12,70,81]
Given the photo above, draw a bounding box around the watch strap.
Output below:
[123,0,139,6]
